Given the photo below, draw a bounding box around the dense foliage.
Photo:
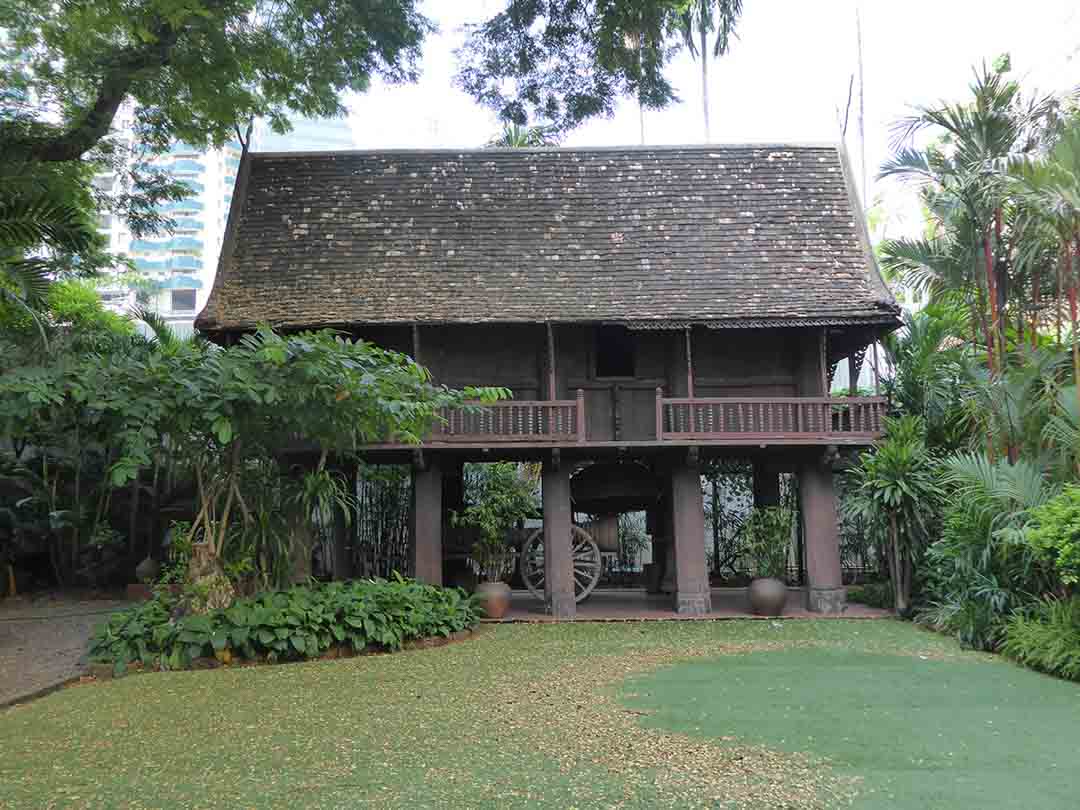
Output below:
[0,321,504,588]
[88,577,480,676]
[1023,486,1080,589]
[454,462,538,582]
[741,506,792,581]
[841,57,1080,680]
[1002,597,1080,680]
[845,416,941,615]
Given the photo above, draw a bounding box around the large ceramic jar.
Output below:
[748,577,787,616]
[476,581,511,619]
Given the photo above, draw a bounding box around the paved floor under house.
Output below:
[485,587,889,622]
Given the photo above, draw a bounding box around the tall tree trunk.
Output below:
[887,511,906,614]
[1032,266,1040,350]
[1071,238,1080,436]
[984,231,1000,374]
[1058,243,1065,345]
[289,514,314,585]
[700,22,710,142]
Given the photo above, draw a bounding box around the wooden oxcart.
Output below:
[518,460,661,603]
[446,461,660,603]
[445,523,605,603]
[518,524,604,603]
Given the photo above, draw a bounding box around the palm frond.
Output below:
[131,305,181,349]
[1,258,51,305]
[0,192,98,254]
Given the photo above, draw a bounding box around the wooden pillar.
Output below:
[669,456,711,615]
[870,341,881,394]
[798,459,844,614]
[685,327,695,399]
[411,324,421,364]
[848,355,859,397]
[546,322,557,400]
[410,459,442,586]
[542,458,576,619]
[752,461,781,508]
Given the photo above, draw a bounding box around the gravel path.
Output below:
[0,595,127,707]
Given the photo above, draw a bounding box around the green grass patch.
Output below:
[622,637,1080,809]
[4,619,1077,808]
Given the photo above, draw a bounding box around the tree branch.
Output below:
[7,19,184,162]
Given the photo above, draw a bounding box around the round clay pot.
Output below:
[748,577,787,616]
[476,581,511,619]
[134,557,160,584]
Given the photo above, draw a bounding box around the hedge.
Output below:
[89,577,481,676]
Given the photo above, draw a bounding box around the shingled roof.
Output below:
[195,144,899,333]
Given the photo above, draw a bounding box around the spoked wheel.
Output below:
[519,525,601,603]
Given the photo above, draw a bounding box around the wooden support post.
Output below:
[542,458,576,619]
[871,341,881,395]
[848,354,858,397]
[819,329,829,396]
[575,388,585,443]
[669,456,711,615]
[546,322,557,400]
[411,324,421,365]
[798,458,844,614]
[685,327,695,399]
[655,386,664,440]
[410,459,442,586]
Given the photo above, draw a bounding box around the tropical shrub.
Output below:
[88,577,481,676]
[918,454,1056,650]
[741,506,792,580]
[1002,597,1080,681]
[845,415,941,615]
[1022,486,1080,591]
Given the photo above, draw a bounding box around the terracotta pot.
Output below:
[748,577,787,616]
[476,581,511,619]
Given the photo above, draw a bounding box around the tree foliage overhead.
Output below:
[1,0,432,162]
[2,0,708,162]
[456,0,692,133]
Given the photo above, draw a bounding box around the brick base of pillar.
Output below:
[546,593,576,620]
[674,590,712,616]
[806,587,846,615]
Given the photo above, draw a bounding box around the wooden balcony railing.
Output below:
[424,390,586,444]
[656,392,887,441]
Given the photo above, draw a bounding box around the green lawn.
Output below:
[3,620,1079,809]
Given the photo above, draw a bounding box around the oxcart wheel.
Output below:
[519,525,601,603]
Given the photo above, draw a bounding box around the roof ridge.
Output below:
[248,142,843,159]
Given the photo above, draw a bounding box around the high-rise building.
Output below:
[96,112,357,334]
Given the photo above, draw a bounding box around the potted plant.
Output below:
[470,534,515,619]
[742,506,793,616]
[453,463,538,619]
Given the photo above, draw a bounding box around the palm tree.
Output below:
[1011,123,1080,408]
[881,305,968,450]
[881,61,1058,373]
[845,415,941,614]
[679,0,743,142]
[0,182,100,343]
[485,123,559,148]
